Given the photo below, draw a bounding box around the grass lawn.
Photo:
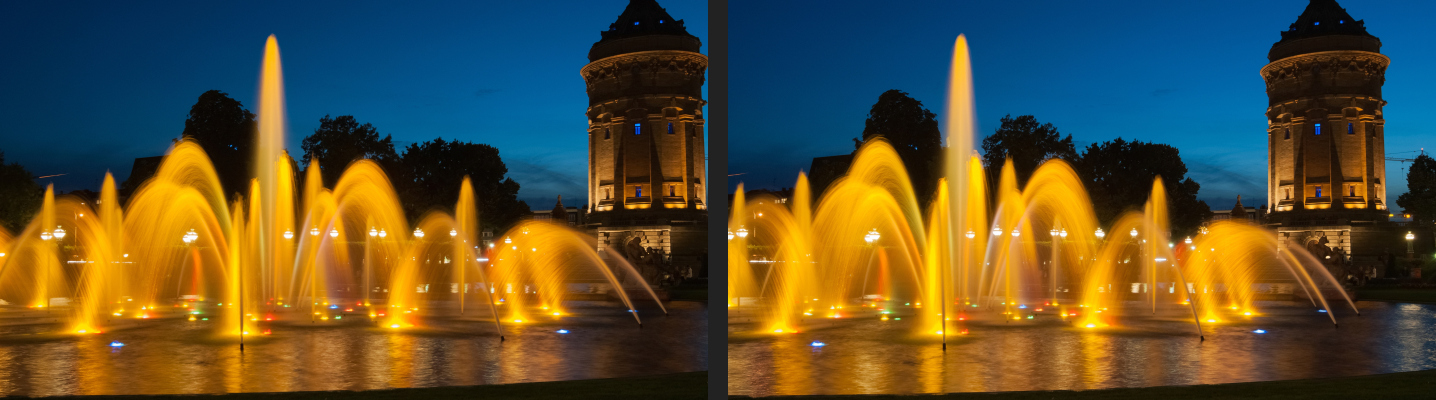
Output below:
[34,371,705,400]
[1356,287,1436,303]
[730,369,1436,399]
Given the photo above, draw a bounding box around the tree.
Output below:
[1397,154,1436,226]
[854,90,943,203]
[1073,138,1212,237]
[179,90,256,197]
[300,115,400,187]
[0,152,42,233]
[981,115,1077,186]
[396,138,530,230]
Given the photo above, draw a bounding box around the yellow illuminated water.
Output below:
[727,34,1356,338]
[0,35,663,342]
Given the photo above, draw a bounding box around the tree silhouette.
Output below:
[178,90,256,197]
[1397,154,1436,226]
[300,115,399,187]
[1074,138,1212,237]
[981,114,1077,187]
[855,90,943,203]
[0,152,42,233]
[397,138,530,230]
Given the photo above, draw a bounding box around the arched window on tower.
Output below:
[1314,123,1322,135]
[1284,128,1290,140]
[1348,123,1354,135]
[1349,185,1356,197]
[604,128,610,140]
[667,123,674,134]
[1315,185,1322,198]
[635,185,642,198]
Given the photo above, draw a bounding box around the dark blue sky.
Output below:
[730,0,1432,211]
[0,1,706,209]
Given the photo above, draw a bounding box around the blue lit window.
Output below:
[633,21,639,26]
[667,122,674,134]
[1348,123,1354,134]
[659,20,664,24]
[635,186,642,198]
[1315,186,1322,198]
[1315,21,1320,26]
[1315,123,1321,135]
[635,123,641,135]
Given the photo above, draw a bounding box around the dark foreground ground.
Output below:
[730,368,1436,399]
[14,372,705,400]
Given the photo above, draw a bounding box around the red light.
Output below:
[960,329,969,335]
[263,329,272,335]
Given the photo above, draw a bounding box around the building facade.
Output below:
[1263,0,1406,272]
[582,0,707,282]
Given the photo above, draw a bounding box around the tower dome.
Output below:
[1269,0,1381,62]
[588,0,702,62]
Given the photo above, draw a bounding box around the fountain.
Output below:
[0,36,699,396]
[727,35,1373,396]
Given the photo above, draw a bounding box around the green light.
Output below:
[201,318,208,321]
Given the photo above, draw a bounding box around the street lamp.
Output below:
[450,229,458,237]
[1060,229,1068,238]
[369,228,378,237]
[310,227,319,237]
[283,230,294,240]
[53,226,65,240]
[329,228,339,238]
[736,227,749,238]
[728,231,734,241]
[1095,228,1105,239]
[1407,231,1416,260]
[1130,228,1138,238]
[1011,229,1020,237]
[378,229,387,238]
[864,228,880,244]
[992,226,1002,236]
[965,230,976,239]
[504,236,512,244]
[413,228,424,238]
[1050,228,1060,238]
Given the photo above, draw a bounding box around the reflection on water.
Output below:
[729,301,1436,396]
[0,301,703,396]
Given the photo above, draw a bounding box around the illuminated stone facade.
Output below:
[1264,0,1403,272]
[583,0,707,281]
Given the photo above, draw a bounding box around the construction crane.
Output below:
[1387,149,1425,175]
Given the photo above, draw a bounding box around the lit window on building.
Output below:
[1314,123,1321,135]
[1348,123,1354,134]
[1349,185,1356,196]
[1315,186,1322,198]
[668,123,674,134]
[634,123,641,135]
[669,185,675,196]
[635,186,642,198]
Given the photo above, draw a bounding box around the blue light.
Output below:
[1318,309,1328,313]
[329,305,338,309]
[1253,329,1266,334]
[1018,305,1027,309]
[628,309,637,312]
[810,341,826,347]
[109,341,125,347]
[556,329,569,334]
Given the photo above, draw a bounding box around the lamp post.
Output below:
[1406,231,1416,261]
[451,228,464,315]
[40,229,53,312]
[859,229,880,315]
[1050,227,1061,305]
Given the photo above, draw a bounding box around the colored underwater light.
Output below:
[1018,305,1027,309]
[109,341,124,347]
[1318,309,1328,313]
[810,341,826,347]
[557,329,569,334]
[1254,329,1266,334]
